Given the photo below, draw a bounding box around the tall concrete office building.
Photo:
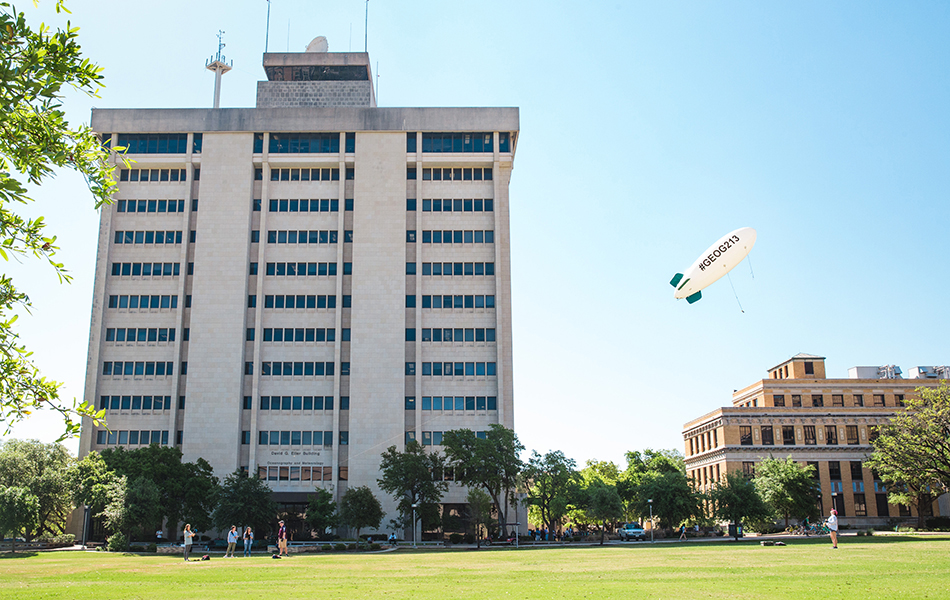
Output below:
[79,47,518,531]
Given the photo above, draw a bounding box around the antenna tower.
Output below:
[206,30,233,109]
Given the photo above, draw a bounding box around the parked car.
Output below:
[619,523,646,541]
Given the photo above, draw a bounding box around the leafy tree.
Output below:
[0,0,122,439]
[443,425,524,536]
[586,481,624,545]
[339,486,384,544]
[213,470,278,538]
[0,485,39,552]
[625,471,701,530]
[708,471,771,540]
[377,441,447,536]
[623,449,685,479]
[304,488,337,539]
[754,457,820,528]
[0,439,74,539]
[97,474,128,536]
[866,384,950,527]
[523,450,577,536]
[71,451,120,515]
[124,476,161,540]
[100,445,219,534]
[466,488,493,549]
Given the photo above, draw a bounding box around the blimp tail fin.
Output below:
[686,291,702,304]
[670,273,683,288]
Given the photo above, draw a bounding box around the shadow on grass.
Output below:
[0,551,39,559]
[607,534,949,550]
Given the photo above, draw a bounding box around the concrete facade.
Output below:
[79,49,519,537]
[683,354,950,528]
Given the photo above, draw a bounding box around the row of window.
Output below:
[266,230,348,244]
[111,262,181,277]
[411,262,495,277]
[257,132,355,154]
[259,294,343,309]
[408,132,511,154]
[407,198,494,212]
[119,168,191,182]
[265,198,348,212]
[265,167,354,182]
[258,362,349,377]
[407,167,494,181]
[264,262,346,277]
[256,328,342,343]
[738,424,863,447]
[404,396,498,411]
[258,465,338,482]
[773,393,903,408]
[256,430,346,446]
[102,361,177,377]
[99,395,174,410]
[410,295,496,310]
[108,295,179,310]
[411,362,497,377]
[112,133,199,154]
[116,199,187,213]
[411,328,496,343]
[416,230,494,244]
[405,430,488,445]
[257,396,348,411]
[96,430,170,446]
[105,328,176,343]
[114,230,183,245]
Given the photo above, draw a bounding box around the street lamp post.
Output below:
[648,499,654,544]
[411,503,419,549]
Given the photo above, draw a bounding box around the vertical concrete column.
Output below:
[348,131,407,519]
[181,132,254,475]
[169,134,195,442]
[248,133,270,473]
[331,132,346,496]
[492,132,515,429]
[413,132,423,445]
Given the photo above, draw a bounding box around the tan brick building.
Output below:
[683,354,949,527]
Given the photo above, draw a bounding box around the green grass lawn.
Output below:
[0,536,948,600]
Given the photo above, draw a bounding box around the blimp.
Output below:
[671,227,757,304]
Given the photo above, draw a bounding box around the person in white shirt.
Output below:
[826,509,839,548]
[225,526,238,558]
[183,524,195,561]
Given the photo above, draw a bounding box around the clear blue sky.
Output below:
[6,1,950,469]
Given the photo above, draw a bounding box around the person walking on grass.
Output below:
[243,527,254,557]
[225,525,238,558]
[826,509,839,549]
[183,524,195,561]
[679,525,688,541]
[278,520,289,557]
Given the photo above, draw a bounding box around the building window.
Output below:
[407,167,417,180]
[739,426,752,446]
[761,426,774,445]
[846,425,859,445]
[421,132,494,153]
[773,394,785,407]
[406,132,417,152]
[895,394,904,407]
[853,394,864,407]
[825,425,838,445]
[791,395,802,407]
[742,462,755,477]
[803,425,816,445]
[782,426,796,445]
[811,395,823,407]
[268,132,341,154]
[873,394,885,407]
[117,133,188,154]
[828,461,841,480]
[406,198,417,211]
[853,493,867,517]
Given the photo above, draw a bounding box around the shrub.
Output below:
[370,543,381,550]
[926,516,950,531]
[322,544,332,551]
[464,533,475,544]
[347,543,357,551]
[107,533,129,552]
[864,529,874,537]
[36,534,76,546]
[147,543,157,552]
[449,533,464,544]
[334,543,346,551]
[856,531,865,536]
